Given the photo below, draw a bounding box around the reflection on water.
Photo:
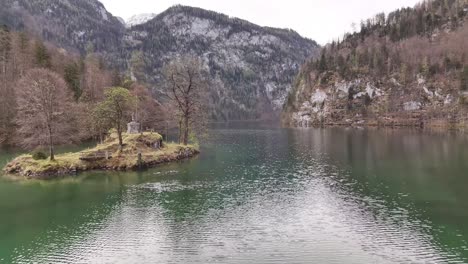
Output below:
[1,128,468,263]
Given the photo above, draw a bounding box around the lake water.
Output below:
[1,127,468,263]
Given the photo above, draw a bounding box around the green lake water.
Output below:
[1,127,468,263]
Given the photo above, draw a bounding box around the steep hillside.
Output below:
[0,0,125,53]
[0,1,320,121]
[284,0,468,128]
[122,6,319,120]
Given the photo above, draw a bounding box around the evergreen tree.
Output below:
[64,62,82,100]
[318,52,327,73]
[0,25,11,75]
[34,41,51,68]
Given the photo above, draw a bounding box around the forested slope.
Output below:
[0,28,160,146]
[284,0,468,128]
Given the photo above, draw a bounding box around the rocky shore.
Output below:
[285,76,468,130]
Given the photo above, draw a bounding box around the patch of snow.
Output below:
[126,13,157,28]
[227,32,251,46]
[75,31,86,37]
[99,7,108,21]
[191,17,212,35]
[250,35,280,46]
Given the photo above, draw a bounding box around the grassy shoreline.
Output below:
[2,132,199,180]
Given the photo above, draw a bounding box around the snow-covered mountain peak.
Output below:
[126,13,157,28]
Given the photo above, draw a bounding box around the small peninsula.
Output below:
[3,132,199,180]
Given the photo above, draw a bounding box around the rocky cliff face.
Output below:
[289,74,466,128]
[0,1,320,120]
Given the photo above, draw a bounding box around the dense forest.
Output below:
[0,27,163,147]
[285,0,468,128]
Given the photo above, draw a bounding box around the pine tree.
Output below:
[64,62,82,100]
[0,25,11,75]
[34,41,51,68]
[318,52,327,73]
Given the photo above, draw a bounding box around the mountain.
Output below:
[0,0,125,53]
[0,1,320,121]
[126,13,157,28]
[121,6,319,120]
[284,0,468,128]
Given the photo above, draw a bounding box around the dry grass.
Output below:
[3,132,199,179]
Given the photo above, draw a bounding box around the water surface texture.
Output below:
[1,128,468,263]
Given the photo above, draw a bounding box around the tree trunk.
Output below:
[178,118,183,144]
[183,115,189,146]
[117,123,123,150]
[47,125,55,161]
[49,144,55,161]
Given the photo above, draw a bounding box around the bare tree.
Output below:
[131,83,164,132]
[81,54,111,103]
[15,68,77,160]
[163,56,208,145]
